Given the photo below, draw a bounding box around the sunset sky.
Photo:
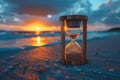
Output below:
[0,0,120,31]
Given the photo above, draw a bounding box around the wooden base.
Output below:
[60,59,87,65]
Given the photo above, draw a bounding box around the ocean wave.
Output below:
[0,32,120,52]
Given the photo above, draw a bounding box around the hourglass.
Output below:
[60,15,88,65]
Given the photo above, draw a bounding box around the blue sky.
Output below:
[0,0,120,31]
[89,0,106,10]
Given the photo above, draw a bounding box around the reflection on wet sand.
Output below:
[37,36,41,46]
[0,36,59,48]
[33,36,46,46]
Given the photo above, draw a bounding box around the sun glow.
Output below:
[64,20,67,31]
[26,21,46,31]
[36,27,41,31]
[36,26,41,34]
[19,19,61,32]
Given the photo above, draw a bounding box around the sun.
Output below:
[36,27,41,31]
[36,26,41,35]
[29,22,41,31]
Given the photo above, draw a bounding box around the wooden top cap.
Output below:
[60,15,88,21]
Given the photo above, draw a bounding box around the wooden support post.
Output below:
[82,20,87,64]
[61,20,65,64]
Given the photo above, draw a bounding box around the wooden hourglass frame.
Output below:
[60,15,88,65]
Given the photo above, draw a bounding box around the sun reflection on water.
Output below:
[0,33,60,48]
[37,36,41,45]
[31,36,46,46]
[36,36,46,46]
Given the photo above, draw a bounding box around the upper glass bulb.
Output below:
[65,20,81,39]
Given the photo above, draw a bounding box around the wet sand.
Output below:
[0,35,120,80]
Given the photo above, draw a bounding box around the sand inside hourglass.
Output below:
[68,34,79,39]
[65,39,82,65]
[65,29,82,65]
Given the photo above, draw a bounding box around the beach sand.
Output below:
[0,35,120,80]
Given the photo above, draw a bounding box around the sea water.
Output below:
[0,31,120,52]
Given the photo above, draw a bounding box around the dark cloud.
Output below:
[1,0,120,27]
[18,5,56,16]
[88,0,120,26]
[7,0,78,16]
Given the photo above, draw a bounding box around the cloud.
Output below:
[0,0,120,31]
[68,0,92,14]
[6,0,78,16]
[5,0,120,26]
[88,0,120,26]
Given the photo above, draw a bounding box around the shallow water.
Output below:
[0,36,59,48]
[0,31,120,52]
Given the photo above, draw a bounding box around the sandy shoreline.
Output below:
[0,35,120,80]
